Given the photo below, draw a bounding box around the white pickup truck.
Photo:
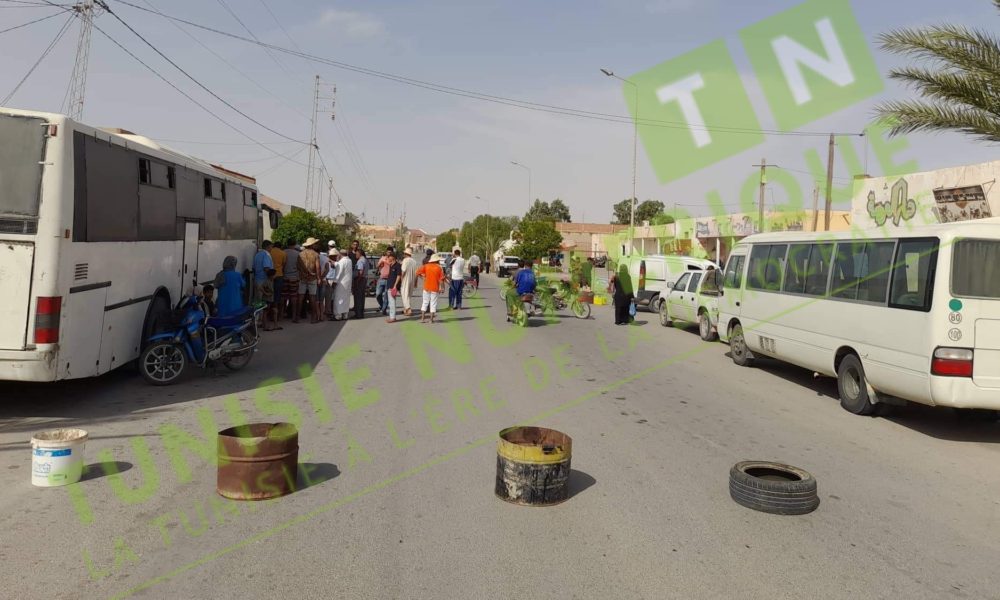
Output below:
[660,268,722,341]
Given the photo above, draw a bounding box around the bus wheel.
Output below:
[730,323,754,366]
[142,295,171,349]
[698,311,718,342]
[837,354,875,415]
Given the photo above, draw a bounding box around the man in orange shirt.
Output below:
[415,255,445,323]
[269,240,288,322]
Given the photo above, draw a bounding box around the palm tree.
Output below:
[875,0,1000,141]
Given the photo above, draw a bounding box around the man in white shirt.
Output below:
[468,253,481,287]
[448,248,467,310]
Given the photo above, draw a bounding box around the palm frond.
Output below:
[886,66,1000,117]
[873,99,1000,142]
[878,25,1000,78]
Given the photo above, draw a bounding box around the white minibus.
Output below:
[718,219,1000,415]
[0,107,262,381]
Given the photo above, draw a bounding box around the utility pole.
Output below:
[752,159,779,233]
[67,0,98,120]
[824,133,835,231]
[305,75,320,212]
[811,185,820,231]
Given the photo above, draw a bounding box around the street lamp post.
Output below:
[510,161,531,210]
[600,68,638,254]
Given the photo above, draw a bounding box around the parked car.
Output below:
[497,256,521,277]
[660,268,722,341]
[619,254,720,313]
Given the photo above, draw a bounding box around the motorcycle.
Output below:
[139,296,263,385]
[503,280,591,326]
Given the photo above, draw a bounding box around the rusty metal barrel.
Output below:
[495,426,572,506]
[217,422,298,500]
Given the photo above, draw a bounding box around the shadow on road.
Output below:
[297,462,340,491]
[0,320,347,435]
[743,357,1000,443]
[567,469,596,500]
[79,460,133,482]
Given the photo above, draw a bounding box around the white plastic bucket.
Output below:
[31,428,88,487]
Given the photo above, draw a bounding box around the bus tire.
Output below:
[837,354,875,415]
[141,294,172,351]
[698,310,718,342]
[730,323,754,367]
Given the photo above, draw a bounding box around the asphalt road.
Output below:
[1,274,999,600]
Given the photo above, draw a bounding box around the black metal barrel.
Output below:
[495,426,572,506]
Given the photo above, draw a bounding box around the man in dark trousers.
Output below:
[353,248,368,318]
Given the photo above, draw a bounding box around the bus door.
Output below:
[182,222,200,295]
[720,248,748,329]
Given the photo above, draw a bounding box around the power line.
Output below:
[109,0,863,138]
[152,137,301,146]
[0,7,65,34]
[255,144,308,177]
[213,0,305,86]
[89,19,296,161]
[98,1,306,143]
[2,12,74,104]
[140,0,311,122]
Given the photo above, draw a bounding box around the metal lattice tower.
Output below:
[67,0,98,120]
[304,75,320,211]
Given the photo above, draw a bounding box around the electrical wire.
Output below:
[90,20,297,162]
[213,0,306,86]
[2,12,74,104]
[254,144,308,177]
[152,137,301,146]
[98,1,307,143]
[110,0,864,138]
[140,0,311,122]
[0,7,65,34]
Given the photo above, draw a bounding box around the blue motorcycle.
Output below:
[139,296,263,385]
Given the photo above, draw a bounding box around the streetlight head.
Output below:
[510,161,518,166]
[600,68,613,77]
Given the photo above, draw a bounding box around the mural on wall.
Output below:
[731,215,756,236]
[866,178,917,227]
[854,160,1000,229]
[932,185,992,223]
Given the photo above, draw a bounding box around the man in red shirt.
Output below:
[415,256,445,323]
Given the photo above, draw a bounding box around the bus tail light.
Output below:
[34,296,62,344]
[931,347,974,377]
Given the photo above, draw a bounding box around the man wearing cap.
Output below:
[296,237,322,324]
[415,254,445,323]
[400,247,417,316]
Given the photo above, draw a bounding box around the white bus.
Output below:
[717,219,1000,415]
[0,107,266,382]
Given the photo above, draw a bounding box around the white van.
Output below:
[619,254,719,313]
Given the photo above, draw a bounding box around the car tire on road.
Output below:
[698,311,718,342]
[729,461,820,516]
[729,323,754,366]
[658,300,672,327]
[837,353,875,415]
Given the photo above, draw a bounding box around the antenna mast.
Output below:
[67,0,100,119]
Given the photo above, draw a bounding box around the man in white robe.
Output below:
[333,248,353,320]
[400,247,418,316]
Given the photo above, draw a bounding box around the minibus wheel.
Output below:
[730,323,754,366]
[837,354,875,415]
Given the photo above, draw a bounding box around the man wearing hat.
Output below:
[414,253,445,323]
[332,247,353,320]
[400,247,417,316]
[296,237,322,324]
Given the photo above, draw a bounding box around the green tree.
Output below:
[456,215,521,258]
[524,199,572,222]
[650,212,676,225]
[511,219,563,262]
[272,210,356,247]
[875,2,1000,140]
[612,199,665,225]
[435,229,458,252]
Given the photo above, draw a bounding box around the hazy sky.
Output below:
[2,0,998,234]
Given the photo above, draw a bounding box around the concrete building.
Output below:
[852,158,1000,230]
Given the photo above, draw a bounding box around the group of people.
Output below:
[235,238,478,328]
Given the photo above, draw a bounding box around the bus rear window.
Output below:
[0,115,46,217]
[952,240,1000,298]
